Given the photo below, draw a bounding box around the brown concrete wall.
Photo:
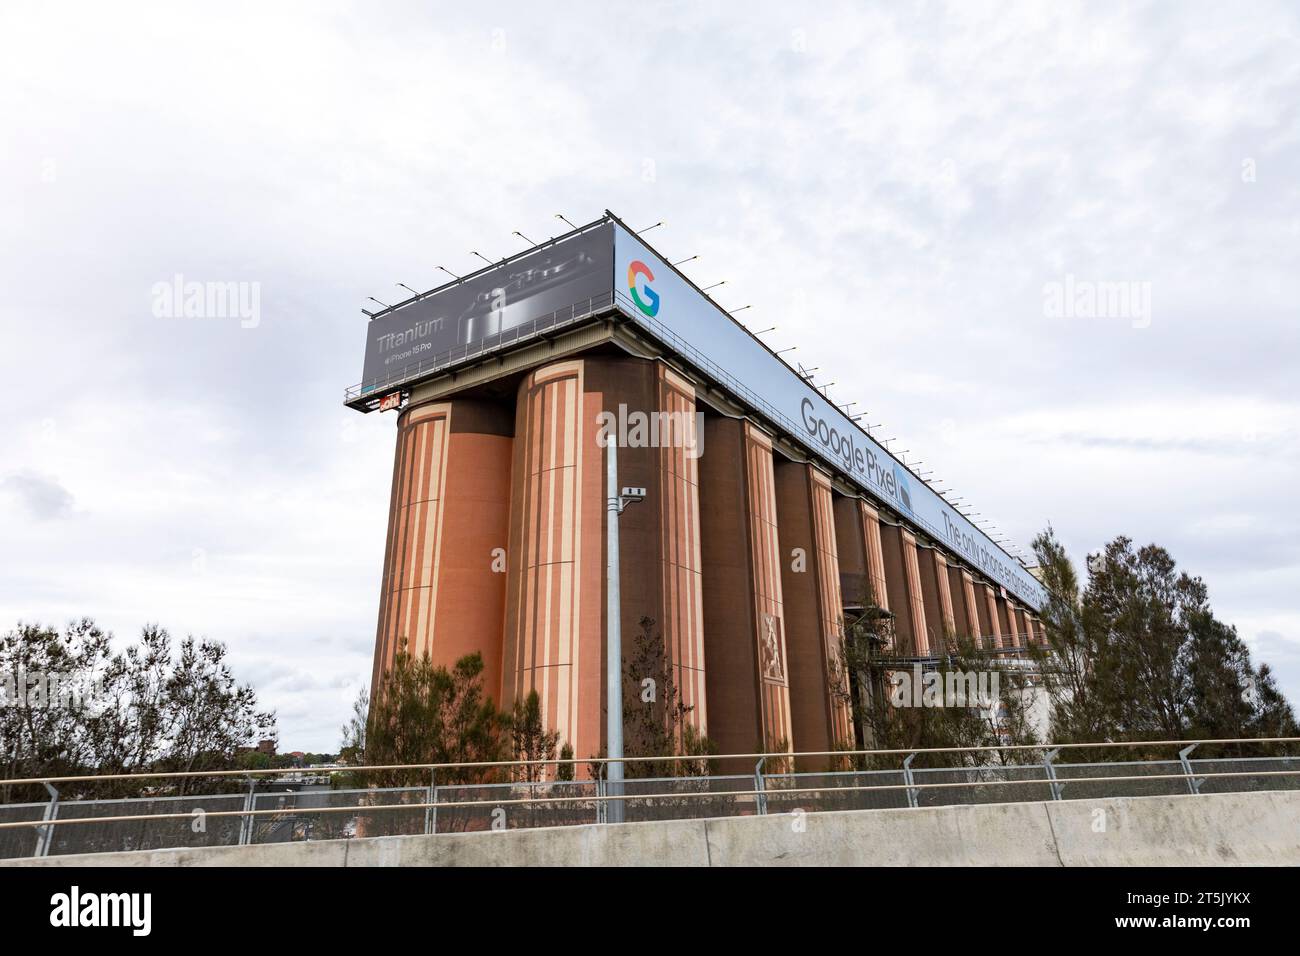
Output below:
[1013,608,1034,647]
[369,355,1043,771]
[775,462,851,763]
[960,570,983,646]
[880,525,910,652]
[917,548,956,655]
[372,399,513,700]
[654,365,708,733]
[862,504,889,612]
[699,416,793,760]
[934,553,957,645]
[832,494,868,610]
[900,532,928,656]
[979,584,1002,649]
[501,356,709,764]
[1009,604,1028,648]
[946,565,969,644]
[809,477,852,749]
[502,360,605,761]
[995,594,1014,648]
[880,523,928,655]
[830,498,890,614]
[581,359,708,740]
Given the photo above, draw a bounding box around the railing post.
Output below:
[423,768,437,835]
[902,753,918,809]
[1043,748,1062,801]
[595,762,606,825]
[1179,744,1202,795]
[238,776,256,846]
[33,782,59,858]
[754,757,768,816]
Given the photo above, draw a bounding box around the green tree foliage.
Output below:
[348,646,585,789]
[1,620,276,801]
[1029,530,1298,758]
[556,742,575,782]
[1024,528,1100,743]
[619,617,715,778]
[338,686,368,769]
[583,618,716,780]
[351,646,589,833]
[509,689,560,783]
[834,600,1040,770]
[358,643,507,789]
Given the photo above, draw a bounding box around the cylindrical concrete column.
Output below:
[775,462,851,764]
[699,416,794,762]
[951,568,982,647]
[501,356,708,766]
[830,498,892,624]
[918,547,957,654]
[995,593,1014,649]
[502,359,604,762]
[861,504,889,615]
[880,523,929,656]
[1010,603,1034,649]
[582,358,708,742]
[654,365,709,735]
[979,583,1002,649]
[372,399,513,699]
[832,495,868,610]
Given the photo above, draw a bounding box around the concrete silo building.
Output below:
[347,213,1047,764]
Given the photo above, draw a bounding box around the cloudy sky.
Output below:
[2,1,1297,751]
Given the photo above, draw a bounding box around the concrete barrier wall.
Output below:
[6,790,1299,867]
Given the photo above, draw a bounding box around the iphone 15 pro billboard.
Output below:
[360,222,614,391]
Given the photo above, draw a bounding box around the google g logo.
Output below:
[628,260,660,317]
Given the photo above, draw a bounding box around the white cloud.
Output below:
[1,0,1297,748]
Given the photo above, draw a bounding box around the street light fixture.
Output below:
[604,440,645,825]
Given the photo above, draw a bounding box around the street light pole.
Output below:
[604,435,645,826]
[605,437,624,824]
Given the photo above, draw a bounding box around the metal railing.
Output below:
[2,738,1298,859]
